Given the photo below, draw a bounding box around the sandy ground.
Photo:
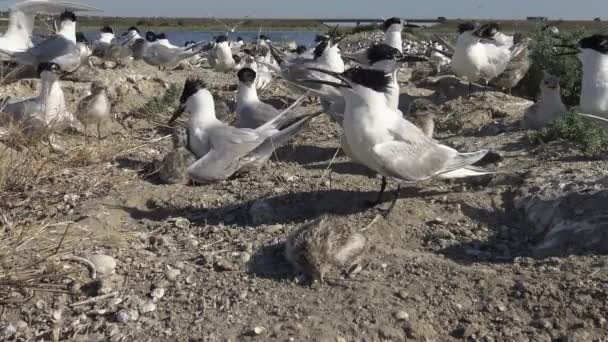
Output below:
[1,41,608,342]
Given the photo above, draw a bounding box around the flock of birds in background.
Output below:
[1,0,608,282]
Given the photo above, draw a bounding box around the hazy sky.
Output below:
[2,0,607,19]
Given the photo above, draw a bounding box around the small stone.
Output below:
[239,252,251,264]
[0,324,16,340]
[214,259,238,272]
[185,275,195,285]
[138,301,156,314]
[151,288,165,301]
[129,309,140,321]
[51,310,62,321]
[165,268,181,281]
[115,311,129,323]
[14,321,27,331]
[89,254,117,275]
[397,291,409,300]
[174,218,190,229]
[252,326,266,335]
[394,310,410,321]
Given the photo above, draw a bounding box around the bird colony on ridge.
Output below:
[1,1,608,282]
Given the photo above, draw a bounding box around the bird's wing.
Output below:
[432,34,455,53]
[187,148,241,182]
[28,35,75,61]
[237,102,279,129]
[14,1,100,14]
[342,47,369,65]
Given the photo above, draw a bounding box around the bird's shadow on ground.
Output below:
[437,190,535,264]
[114,156,164,185]
[304,161,376,178]
[118,187,447,228]
[275,144,341,165]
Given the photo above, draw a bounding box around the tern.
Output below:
[209,35,235,68]
[118,26,142,47]
[0,10,83,72]
[558,34,608,118]
[132,32,205,69]
[235,67,281,129]
[521,71,567,130]
[76,80,111,140]
[2,62,72,135]
[167,78,321,183]
[451,22,528,95]
[305,67,492,208]
[92,26,132,65]
[0,0,98,61]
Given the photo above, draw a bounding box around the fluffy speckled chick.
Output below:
[285,216,367,283]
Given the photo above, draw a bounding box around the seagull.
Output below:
[92,26,132,65]
[558,34,608,118]
[0,0,98,61]
[76,80,111,140]
[1,62,72,135]
[167,78,321,183]
[305,67,492,208]
[231,37,245,51]
[0,10,83,72]
[235,67,281,129]
[451,22,528,95]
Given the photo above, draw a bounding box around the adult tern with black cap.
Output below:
[0,0,99,61]
[167,78,321,183]
[558,34,608,118]
[2,62,72,135]
[451,22,528,95]
[0,9,88,72]
[235,67,281,129]
[304,67,492,210]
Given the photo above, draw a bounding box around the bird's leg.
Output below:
[97,123,102,140]
[367,177,387,207]
[468,82,472,98]
[83,124,88,143]
[483,80,488,97]
[384,184,401,218]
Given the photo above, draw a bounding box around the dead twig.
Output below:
[70,292,119,307]
[59,255,97,280]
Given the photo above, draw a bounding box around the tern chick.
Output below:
[285,216,367,283]
[76,81,111,140]
[159,125,197,185]
[407,99,437,138]
[521,71,567,130]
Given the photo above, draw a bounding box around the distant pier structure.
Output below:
[320,18,447,27]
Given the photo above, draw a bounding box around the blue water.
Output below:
[81,30,322,47]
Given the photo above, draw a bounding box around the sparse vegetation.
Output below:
[528,113,608,158]
[136,83,181,117]
[519,29,585,106]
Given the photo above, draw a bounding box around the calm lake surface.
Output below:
[81,30,322,47]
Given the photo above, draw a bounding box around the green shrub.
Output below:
[519,29,585,106]
[528,113,608,158]
[138,83,181,117]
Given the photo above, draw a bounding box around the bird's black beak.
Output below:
[302,79,351,89]
[168,104,186,124]
[305,67,352,88]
